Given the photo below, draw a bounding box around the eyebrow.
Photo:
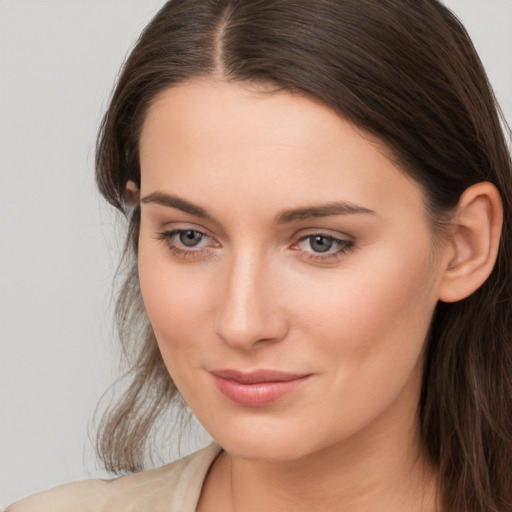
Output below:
[141,191,376,224]
[276,201,376,223]
[141,191,216,221]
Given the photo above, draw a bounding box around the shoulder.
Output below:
[6,443,222,512]
[5,478,108,512]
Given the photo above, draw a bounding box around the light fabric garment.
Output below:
[7,443,222,512]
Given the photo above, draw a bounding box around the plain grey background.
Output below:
[1,0,511,506]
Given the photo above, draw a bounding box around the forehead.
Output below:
[138,79,427,224]
[140,79,350,164]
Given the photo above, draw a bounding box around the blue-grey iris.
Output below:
[179,230,203,247]
[310,235,333,253]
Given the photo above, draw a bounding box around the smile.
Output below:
[209,369,313,407]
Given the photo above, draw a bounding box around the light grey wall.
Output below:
[1,0,511,507]
[0,1,168,505]
[444,0,512,121]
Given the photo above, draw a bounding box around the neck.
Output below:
[230,420,438,512]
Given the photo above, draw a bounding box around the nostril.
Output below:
[214,306,288,350]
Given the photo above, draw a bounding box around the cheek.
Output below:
[137,240,214,366]
[290,242,440,378]
[276,244,440,443]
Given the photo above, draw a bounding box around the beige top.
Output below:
[7,443,222,512]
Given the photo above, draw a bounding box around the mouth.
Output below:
[209,369,313,407]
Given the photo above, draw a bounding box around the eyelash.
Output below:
[156,230,214,259]
[293,233,355,261]
[156,229,356,262]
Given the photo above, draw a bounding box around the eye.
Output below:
[156,228,218,258]
[292,232,355,260]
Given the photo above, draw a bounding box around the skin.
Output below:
[136,79,461,511]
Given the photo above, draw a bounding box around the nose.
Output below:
[214,249,288,351]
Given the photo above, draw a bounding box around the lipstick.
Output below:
[210,369,312,407]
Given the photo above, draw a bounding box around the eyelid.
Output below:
[291,227,354,245]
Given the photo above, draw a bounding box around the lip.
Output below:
[209,369,312,407]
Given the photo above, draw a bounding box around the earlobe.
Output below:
[125,180,140,205]
[439,182,503,303]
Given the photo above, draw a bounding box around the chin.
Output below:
[205,418,322,462]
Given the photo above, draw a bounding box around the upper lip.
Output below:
[210,369,312,384]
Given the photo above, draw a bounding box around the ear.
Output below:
[439,182,503,303]
[125,180,140,205]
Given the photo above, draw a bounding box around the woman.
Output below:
[8,0,512,511]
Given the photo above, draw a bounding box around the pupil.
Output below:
[180,230,202,247]
[311,236,333,253]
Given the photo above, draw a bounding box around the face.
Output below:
[137,79,448,462]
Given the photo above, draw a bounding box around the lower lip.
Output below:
[211,375,311,407]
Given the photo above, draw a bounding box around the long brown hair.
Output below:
[95,1,512,510]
